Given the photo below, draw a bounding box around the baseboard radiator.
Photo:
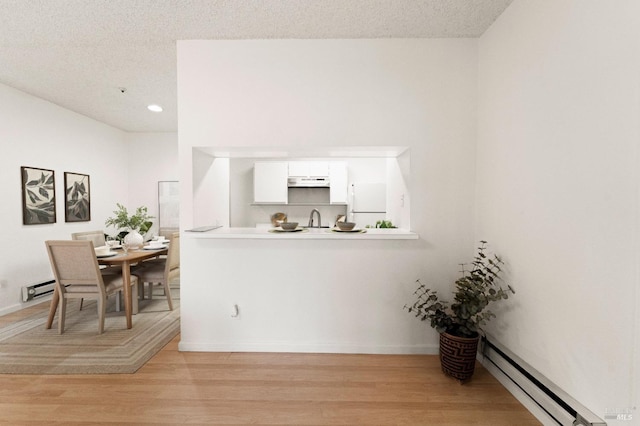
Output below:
[481,335,606,426]
[22,280,56,302]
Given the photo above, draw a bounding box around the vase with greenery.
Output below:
[104,203,153,247]
[405,241,514,382]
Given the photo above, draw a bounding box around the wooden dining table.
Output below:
[45,244,169,330]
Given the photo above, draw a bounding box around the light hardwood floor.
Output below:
[0,304,540,425]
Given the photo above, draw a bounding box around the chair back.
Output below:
[45,240,105,294]
[165,232,180,282]
[71,230,106,248]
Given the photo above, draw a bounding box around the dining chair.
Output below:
[45,240,139,334]
[72,229,124,310]
[133,232,179,311]
[71,230,107,247]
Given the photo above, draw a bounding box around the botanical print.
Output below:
[21,166,56,225]
[64,172,90,222]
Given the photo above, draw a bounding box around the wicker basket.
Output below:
[439,332,480,383]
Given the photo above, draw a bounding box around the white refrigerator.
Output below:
[349,183,387,227]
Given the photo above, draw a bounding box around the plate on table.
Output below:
[143,245,167,250]
[330,228,367,233]
[96,252,117,258]
[268,228,307,233]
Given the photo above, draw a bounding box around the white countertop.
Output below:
[184,226,418,240]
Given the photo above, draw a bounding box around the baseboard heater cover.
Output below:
[22,280,55,302]
[481,335,606,426]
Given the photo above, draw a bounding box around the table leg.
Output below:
[45,285,59,329]
[122,260,132,329]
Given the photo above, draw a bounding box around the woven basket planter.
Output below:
[439,332,480,383]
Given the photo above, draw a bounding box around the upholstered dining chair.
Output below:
[133,232,179,311]
[71,229,124,309]
[71,230,106,247]
[45,240,138,334]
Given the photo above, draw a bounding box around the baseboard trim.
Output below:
[178,340,440,354]
[0,303,23,317]
[0,294,53,318]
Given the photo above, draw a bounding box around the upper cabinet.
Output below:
[288,161,329,177]
[254,161,288,204]
[329,161,348,204]
[254,160,348,205]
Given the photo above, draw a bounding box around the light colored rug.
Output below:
[0,286,179,374]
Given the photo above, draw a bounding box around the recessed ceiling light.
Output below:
[147,104,163,112]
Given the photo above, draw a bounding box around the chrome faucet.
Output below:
[308,209,321,228]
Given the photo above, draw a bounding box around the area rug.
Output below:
[0,287,179,374]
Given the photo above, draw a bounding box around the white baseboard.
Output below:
[0,295,52,318]
[0,303,23,317]
[178,340,440,354]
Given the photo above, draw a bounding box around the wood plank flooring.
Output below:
[0,304,540,425]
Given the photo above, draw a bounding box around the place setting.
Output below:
[268,221,308,233]
[328,221,366,234]
[144,236,169,250]
[94,245,118,258]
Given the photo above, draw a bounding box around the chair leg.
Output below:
[58,298,68,334]
[162,280,174,311]
[79,298,84,311]
[97,297,106,334]
[137,281,145,300]
[132,283,139,315]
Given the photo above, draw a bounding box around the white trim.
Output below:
[178,341,439,354]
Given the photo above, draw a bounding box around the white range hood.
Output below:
[287,176,330,188]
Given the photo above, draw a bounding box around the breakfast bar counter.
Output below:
[179,225,424,354]
[184,226,418,240]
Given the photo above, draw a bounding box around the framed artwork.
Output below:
[64,172,91,222]
[21,166,56,225]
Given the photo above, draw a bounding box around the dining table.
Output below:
[45,243,169,330]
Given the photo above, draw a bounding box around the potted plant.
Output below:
[365,220,397,229]
[104,203,153,248]
[405,241,514,382]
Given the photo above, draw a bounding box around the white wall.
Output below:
[477,0,640,417]
[178,39,479,352]
[126,132,179,236]
[0,83,129,314]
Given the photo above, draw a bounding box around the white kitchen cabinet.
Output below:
[254,161,288,204]
[329,161,348,204]
[288,161,329,177]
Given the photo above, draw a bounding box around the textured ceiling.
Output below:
[0,0,513,132]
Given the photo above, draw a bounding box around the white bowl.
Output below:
[336,221,356,231]
[94,246,111,255]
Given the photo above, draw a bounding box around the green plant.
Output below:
[365,220,397,229]
[405,241,514,338]
[105,203,153,235]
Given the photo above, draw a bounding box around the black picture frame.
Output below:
[64,172,91,222]
[21,166,56,225]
